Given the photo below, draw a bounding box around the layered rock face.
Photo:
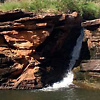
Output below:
[0,10,82,89]
[80,24,100,71]
[73,20,100,89]
[79,25,100,77]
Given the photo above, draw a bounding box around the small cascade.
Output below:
[68,28,84,71]
[42,28,84,91]
[42,71,73,91]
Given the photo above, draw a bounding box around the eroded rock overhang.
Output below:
[0,9,97,89]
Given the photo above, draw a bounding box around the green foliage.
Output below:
[0,0,100,19]
[28,0,49,12]
[82,2,100,19]
[28,0,63,13]
[60,0,100,19]
[0,1,20,10]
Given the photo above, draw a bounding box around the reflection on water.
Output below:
[0,88,100,100]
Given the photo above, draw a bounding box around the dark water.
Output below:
[0,88,100,100]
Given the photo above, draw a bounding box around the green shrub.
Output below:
[0,1,20,10]
[82,2,100,19]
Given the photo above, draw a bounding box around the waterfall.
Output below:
[68,28,84,71]
[41,28,84,91]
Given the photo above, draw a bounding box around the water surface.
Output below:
[0,88,100,100]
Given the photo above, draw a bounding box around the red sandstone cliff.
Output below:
[1,9,100,89]
[0,10,83,89]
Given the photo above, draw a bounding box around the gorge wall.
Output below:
[0,9,82,89]
[0,9,100,89]
[73,20,100,89]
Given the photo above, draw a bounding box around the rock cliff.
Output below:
[0,10,82,89]
[73,19,100,89]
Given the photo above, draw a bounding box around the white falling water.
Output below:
[68,28,84,71]
[41,71,73,91]
[42,28,84,91]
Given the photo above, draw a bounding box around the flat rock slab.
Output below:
[81,60,100,71]
[81,19,100,27]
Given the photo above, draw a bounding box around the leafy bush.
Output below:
[82,2,100,19]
